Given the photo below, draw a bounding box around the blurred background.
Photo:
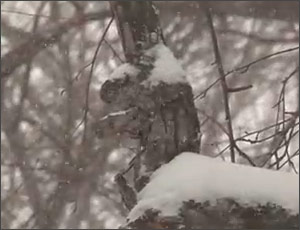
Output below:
[1,1,299,228]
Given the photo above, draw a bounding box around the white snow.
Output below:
[143,43,187,87]
[109,63,139,80]
[109,44,187,87]
[99,108,133,121]
[128,152,299,221]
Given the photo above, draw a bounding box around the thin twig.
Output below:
[217,118,298,164]
[267,68,299,168]
[9,2,46,132]
[68,39,123,84]
[282,66,299,83]
[198,109,229,135]
[81,16,114,144]
[2,7,49,227]
[261,113,299,167]
[213,145,230,158]
[104,39,124,63]
[206,8,235,163]
[225,46,299,76]
[2,162,56,173]
[276,76,285,169]
[267,67,299,170]
[272,66,298,108]
[1,11,110,78]
[1,8,71,20]
[278,149,299,171]
[73,63,92,81]
[281,123,297,173]
[217,29,299,44]
[237,118,294,140]
[227,85,253,93]
[194,46,299,100]
[199,108,256,166]
[236,125,298,144]
[234,144,256,166]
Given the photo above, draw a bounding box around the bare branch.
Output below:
[217,29,299,44]
[81,16,114,144]
[225,46,299,76]
[261,112,299,167]
[194,47,299,100]
[1,8,71,20]
[206,8,236,163]
[278,149,299,171]
[227,85,253,93]
[104,39,125,63]
[198,109,229,136]
[1,11,110,78]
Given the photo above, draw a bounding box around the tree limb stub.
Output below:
[110,1,164,64]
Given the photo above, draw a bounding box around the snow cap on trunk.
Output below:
[109,44,187,87]
[110,63,139,80]
[142,43,187,87]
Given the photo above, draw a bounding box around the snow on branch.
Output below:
[142,43,187,87]
[108,43,187,87]
[110,63,140,80]
[128,152,299,222]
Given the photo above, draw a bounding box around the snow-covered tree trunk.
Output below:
[99,0,200,192]
[97,2,298,229]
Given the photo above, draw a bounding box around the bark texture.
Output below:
[127,199,299,229]
[110,1,165,64]
[98,57,200,192]
[97,1,200,204]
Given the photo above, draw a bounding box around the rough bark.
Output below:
[109,1,166,63]
[127,199,299,229]
[97,1,200,207]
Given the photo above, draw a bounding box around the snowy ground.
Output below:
[128,152,299,222]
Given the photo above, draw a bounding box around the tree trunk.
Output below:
[110,1,165,64]
[98,0,200,199]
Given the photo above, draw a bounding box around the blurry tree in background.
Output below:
[1,1,299,229]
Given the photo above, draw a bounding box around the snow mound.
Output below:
[128,152,299,222]
[109,44,187,87]
[110,63,139,80]
[143,43,187,87]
